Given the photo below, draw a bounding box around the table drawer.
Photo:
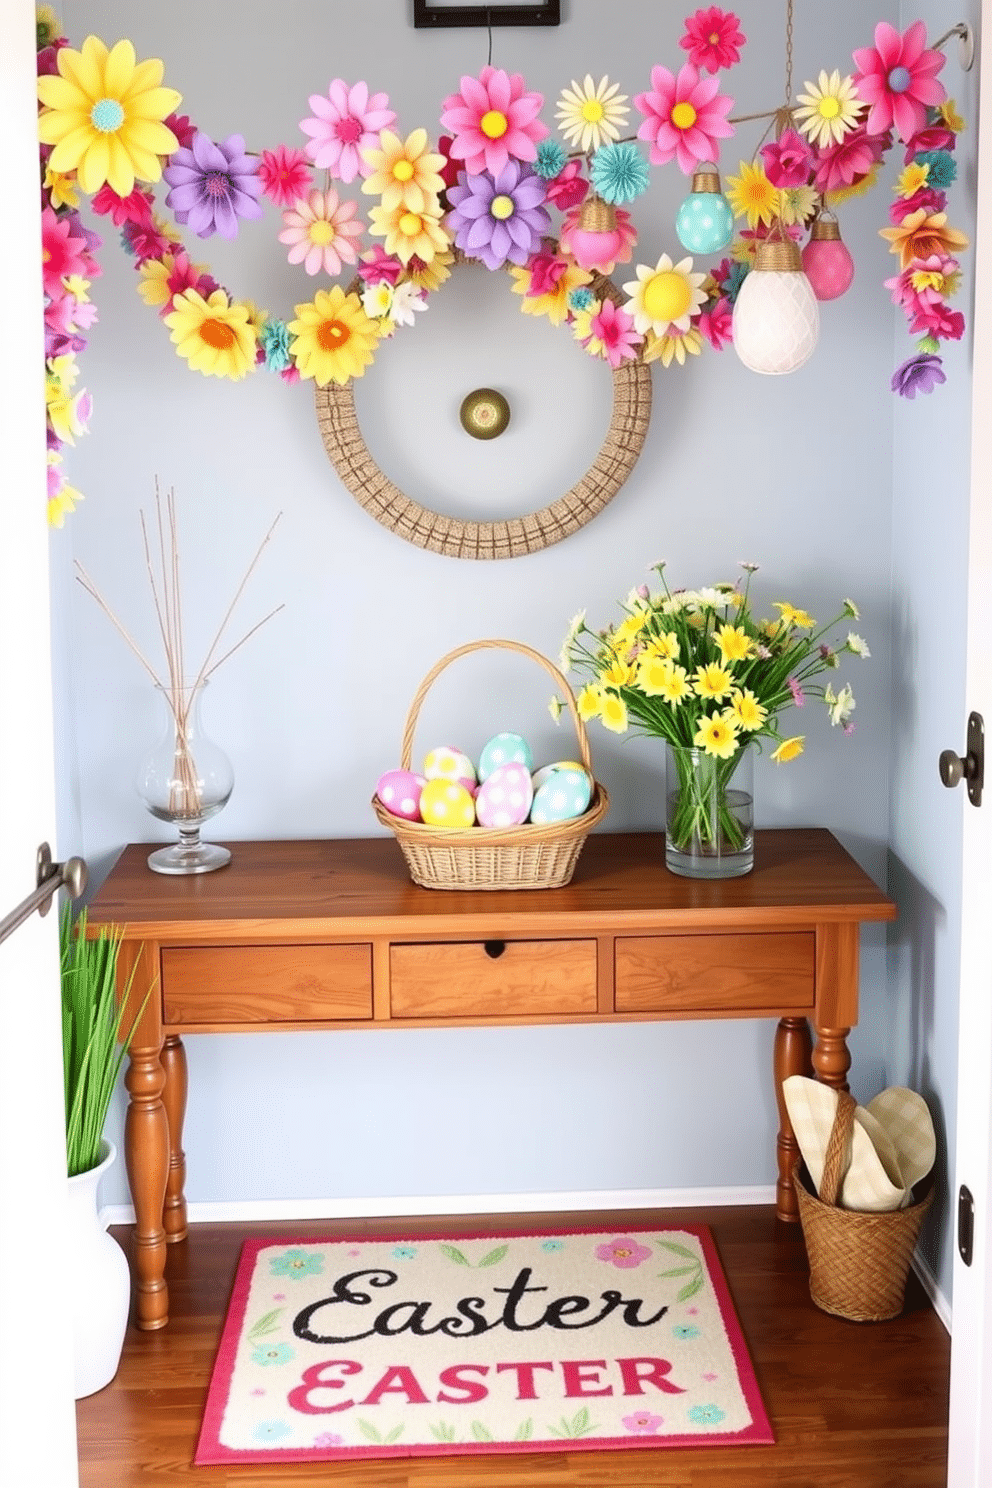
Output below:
[162,944,373,1025]
[615,932,815,1014]
[390,939,597,1019]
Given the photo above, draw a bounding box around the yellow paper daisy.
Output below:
[642,631,680,662]
[46,453,82,529]
[509,260,593,327]
[288,287,381,386]
[793,70,863,148]
[623,254,707,336]
[771,735,805,764]
[896,162,930,199]
[939,100,966,134]
[693,714,740,759]
[779,185,819,227]
[715,625,753,663]
[576,684,604,722]
[693,662,734,701]
[726,160,779,229]
[405,249,454,292]
[43,166,80,210]
[656,663,691,706]
[635,654,677,697]
[164,289,258,381]
[727,689,767,732]
[600,691,629,734]
[37,36,181,198]
[368,202,450,266]
[642,326,703,367]
[774,602,816,629]
[556,75,629,153]
[361,128,446,214]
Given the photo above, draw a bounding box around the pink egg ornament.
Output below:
[474,762,534,828]
[376,769,427,822]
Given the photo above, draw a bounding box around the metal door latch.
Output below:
[959,1185,974,1266]
[939,711,984,806]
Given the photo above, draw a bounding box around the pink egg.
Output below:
[475,762,534,828]
[376,769,427,822]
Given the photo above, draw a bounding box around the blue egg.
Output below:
[529,767,592,825]
[478,732,533,781]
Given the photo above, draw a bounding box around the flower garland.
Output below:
[37,7,969,525]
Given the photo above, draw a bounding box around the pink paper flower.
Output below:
[680,7,746,73]
[164,112,197,150]
[889,187,946,224]
[812,124,887,195]
[884,253,958,315]
[909,301,965,341]
[903,124,956,162]
[583,299,642,369]
[90,184,154,226]
[41,206,88,298]
[595,1236,653,1269]
[258,145,313,207]
[760,128,813,188]
[278,188,363,276]
[852,21,947,144]
[440,65,548,178]
[635,62,734,175]
[526,248,568,296]
[696,294,733,349]
[545,159,589,212]
[357,245,405,286]
[300,80,396,183]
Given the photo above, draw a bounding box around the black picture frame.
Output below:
[413,1,560,28]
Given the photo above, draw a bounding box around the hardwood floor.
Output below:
[75,1206,950,1488]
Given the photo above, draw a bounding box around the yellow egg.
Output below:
[419,778,476,829]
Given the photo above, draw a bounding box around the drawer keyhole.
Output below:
[483,940,506,959]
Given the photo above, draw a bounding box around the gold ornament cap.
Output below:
[754,238,802,273]
[579,194,618,233]
[460,388,510,440]
[690,165,722,194]
[810,216,842,242]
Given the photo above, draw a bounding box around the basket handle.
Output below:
[399,639,592,776]
[817,1089,857,1207]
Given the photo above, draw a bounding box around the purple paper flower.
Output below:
[446,162,550,270]
[891,352,946,398]
[163,132,263,240]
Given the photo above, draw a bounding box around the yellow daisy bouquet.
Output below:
[559,562,869,857]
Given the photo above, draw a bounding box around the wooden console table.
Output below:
[87,829,895,1331]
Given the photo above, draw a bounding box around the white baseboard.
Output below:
[911,1248,952,1334]
[100,1183,778,1230]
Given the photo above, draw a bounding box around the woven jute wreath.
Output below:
[314,260,652,561]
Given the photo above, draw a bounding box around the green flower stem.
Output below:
[667,746,749,854]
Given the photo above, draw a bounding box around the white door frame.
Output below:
[946,6,992,1481]
[0,1,79,1484]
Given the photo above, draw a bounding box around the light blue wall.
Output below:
[54,0,930,1219]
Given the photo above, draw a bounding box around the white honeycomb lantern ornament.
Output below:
[732,238,820,375]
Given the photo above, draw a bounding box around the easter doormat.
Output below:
[194,1223,773,1465]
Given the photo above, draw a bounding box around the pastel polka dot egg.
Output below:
[478,732,533,782]
[532,760,586,791]
[423,744,477,792]
[376,768,427,822]
[529,766,592,825]
[474,762,534,828]
[419,778,477,829]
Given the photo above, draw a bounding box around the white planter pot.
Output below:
[68,1140,131,1398]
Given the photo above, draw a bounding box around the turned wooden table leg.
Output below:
[124,1043,170,1330]
[811,1026,852,1092]
[774,1016,813,1223]
[161,1035,188,1243]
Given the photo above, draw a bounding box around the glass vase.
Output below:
[136,680,234,875]
[665,742,754,879]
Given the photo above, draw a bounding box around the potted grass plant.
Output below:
[62,904,149,1397]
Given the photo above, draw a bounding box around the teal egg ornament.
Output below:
[676,164,734,256]
[478,732,533,782]
[529,766,593,825]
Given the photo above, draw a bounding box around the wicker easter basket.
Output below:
[792,1090,934,1322]
[372,638,609,890]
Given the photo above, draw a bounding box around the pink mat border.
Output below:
[195,1221,774,1465]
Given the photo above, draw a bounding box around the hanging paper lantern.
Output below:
[732,238,820,375]
[801,215,855,301]
[675,164,735,255]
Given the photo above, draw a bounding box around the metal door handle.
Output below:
[939,711,984,806]
[0,843,88,948]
